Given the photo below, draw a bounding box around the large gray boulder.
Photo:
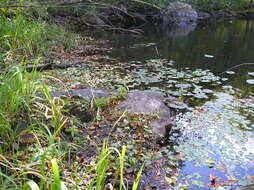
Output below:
[118,90,173,137]
[52,88,174,137]
[162,2,198,27]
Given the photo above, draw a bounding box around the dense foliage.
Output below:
[99,0,253,10]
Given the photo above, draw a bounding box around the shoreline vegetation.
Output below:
[0,0,254,189]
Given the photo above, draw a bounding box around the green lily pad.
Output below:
[246,79,254,84]
[175,83,192,89]
[225,71,236,75]
[248,72,254,77]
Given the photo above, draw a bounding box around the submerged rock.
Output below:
[162,2,198,27]
[118,90,173,137]
[164,22,197,37]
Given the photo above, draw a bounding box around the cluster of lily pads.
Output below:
[168,93,254,189]
[44,57,254,189]
[48,58,224,110]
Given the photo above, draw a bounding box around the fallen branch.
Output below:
[25,61,87,72]
[106,27,143,35]
[130,0,162,10]
[220,63,254,75]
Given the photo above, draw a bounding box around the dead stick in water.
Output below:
[220,63,254,75]
[24,61,86,72]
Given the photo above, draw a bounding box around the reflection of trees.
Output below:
[157,20,254,74]
[162,23,197,37]
[97,20,254,81]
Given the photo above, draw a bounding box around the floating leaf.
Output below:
[204,54,215,58]
[225,71,235,75]
[175,84,192,89]
[246,79,254,84]
[203,89,214,94]
[247,175,254,182]
[165,176,177,185]
[221,78,229,81]
[248,72,254,77]
[192,179,205,187]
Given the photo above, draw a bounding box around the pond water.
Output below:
[94,20,254,93]
[91,20,254,189]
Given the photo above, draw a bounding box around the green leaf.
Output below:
[51,158,61,189]
[23,180,40,190]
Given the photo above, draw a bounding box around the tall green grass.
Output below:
[0,66,39,146]
[86,141,144,190]
[0,12,76,61]
[42,84,68,139]
[21,144,144,190]
[0,4,144,189]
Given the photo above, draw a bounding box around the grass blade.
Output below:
[51,158,61,189]
[23,180,40,190]
[120,146,127,190]
[132,164,144,190]
[60,181,68,190]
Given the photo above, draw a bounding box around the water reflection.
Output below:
[170,93,254,189]
[90,20,254,189]
[162,22,197,37]
[106,20,254,73]
[92,20,254,90]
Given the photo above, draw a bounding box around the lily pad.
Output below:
[225,71,236,75]
[203,89,214,94]
[246,79,254,85]
[248,72,254,77]
[204,54,214,58]
[175,83,192,89]
[221,78,229,81]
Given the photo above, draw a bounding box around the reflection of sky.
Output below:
[179,161,254,190]
[172,93,254,189]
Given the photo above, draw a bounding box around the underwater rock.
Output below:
[164,22,197,37]
[118,90,173,137]
[162,2,198,27]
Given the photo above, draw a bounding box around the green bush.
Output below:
[182,0,250,10]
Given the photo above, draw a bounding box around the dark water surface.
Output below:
[94,20,254,91]
[91,20,254,189]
